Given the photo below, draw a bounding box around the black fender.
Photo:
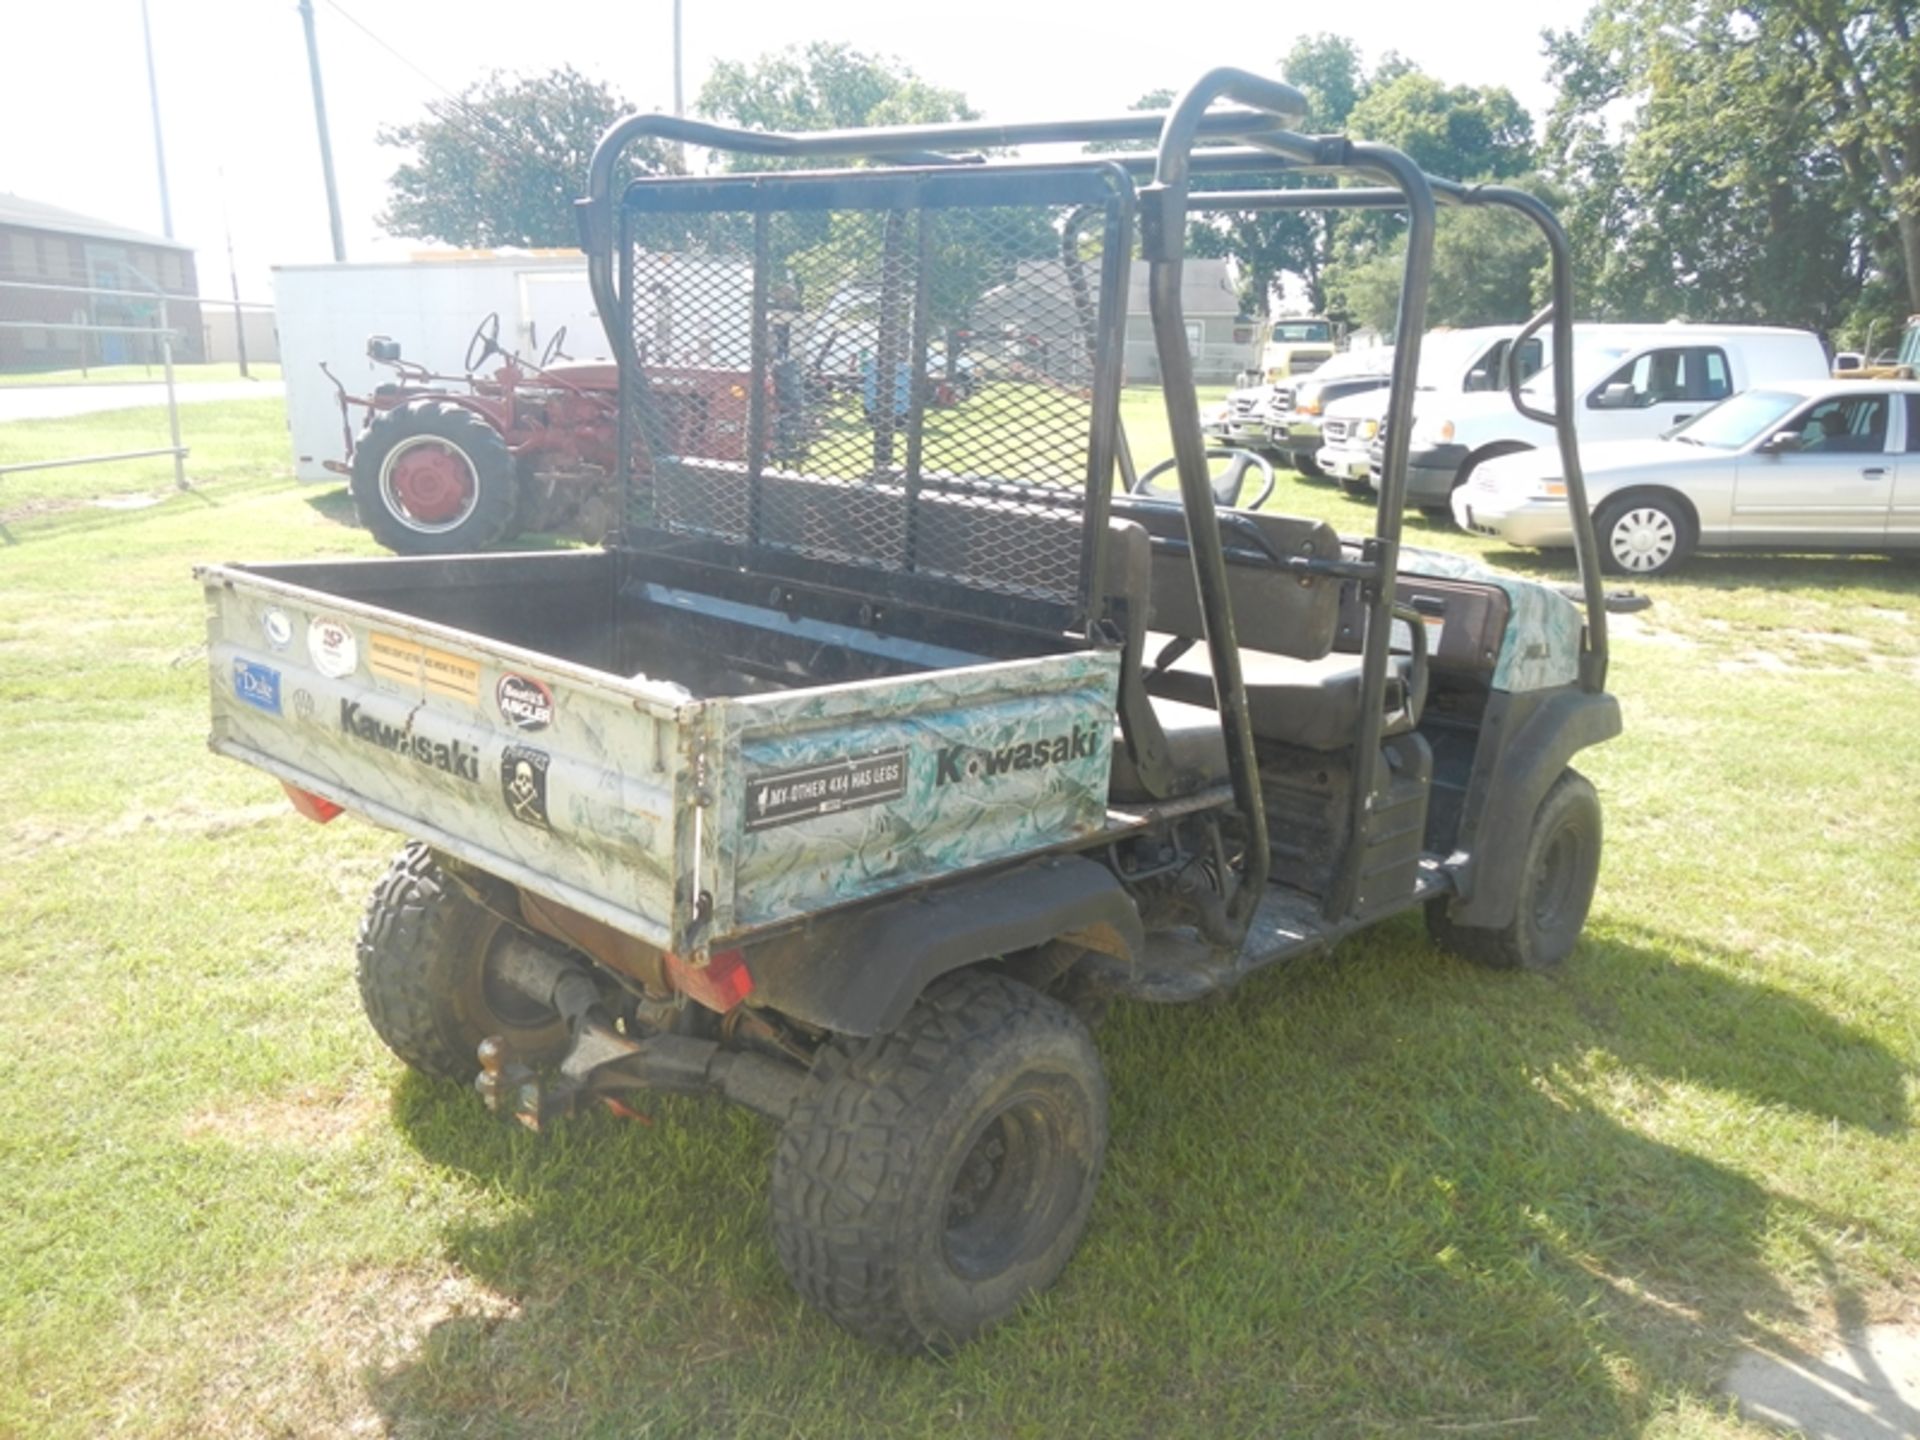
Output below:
[740,856,1144,1037]
[1443,687,1622,929]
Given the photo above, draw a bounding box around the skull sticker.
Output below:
[501,744,551,831]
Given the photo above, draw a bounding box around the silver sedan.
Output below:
[1453,378,1920,576]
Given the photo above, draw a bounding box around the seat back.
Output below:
[1110,496,1343,661]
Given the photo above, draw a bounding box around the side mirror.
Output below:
[366,335,402,363]
[1592,381,1637,410]
[1759,430,1800,454]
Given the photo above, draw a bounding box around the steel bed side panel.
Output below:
[201,564,693,950]
[710,650,1123,935]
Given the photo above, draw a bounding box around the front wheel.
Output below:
[770,972,1107,1352]
[1595,491,1696,577]
[349,402,520,554]
[1427,769,1602,971]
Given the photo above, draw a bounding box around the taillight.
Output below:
[281,781,343,824]
[664,947,755,1012]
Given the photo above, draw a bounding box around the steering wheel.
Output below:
[538,325,569,368]
[465,312,502,373]
[1133,448,1276,510]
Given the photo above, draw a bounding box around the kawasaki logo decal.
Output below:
[935,724,1102,787]
[339,699,480,782]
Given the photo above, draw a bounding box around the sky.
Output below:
[0,0,1596,299]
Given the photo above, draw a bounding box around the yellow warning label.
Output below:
[368,632,480,703]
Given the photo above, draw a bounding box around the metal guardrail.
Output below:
[0,273,199,543]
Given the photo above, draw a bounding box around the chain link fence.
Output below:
[0,276,278,542]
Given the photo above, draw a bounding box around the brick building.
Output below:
[0,195,202,371]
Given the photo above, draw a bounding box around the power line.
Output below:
[317,0,534,169]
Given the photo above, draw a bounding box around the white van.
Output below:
[1377,324,1830,514]
[1315,326,1544,488]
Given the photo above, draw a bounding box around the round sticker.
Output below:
[496,673,554,731]
[309,615,358,678]
[261,608,293,650]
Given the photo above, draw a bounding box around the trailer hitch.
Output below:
[474,936,805,1129]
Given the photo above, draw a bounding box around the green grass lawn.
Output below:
[2,396,1918,1438]
[0,362,282,387]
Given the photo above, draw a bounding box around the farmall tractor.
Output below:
[328,312,787,554]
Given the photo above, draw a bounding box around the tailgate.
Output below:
[200,563,696,951]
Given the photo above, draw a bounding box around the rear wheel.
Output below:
[355,843,568,1083]
[1596,491,1696,577]
[1428,769,1602,971]
[770,972,1107,1352]
[350,402,519,554]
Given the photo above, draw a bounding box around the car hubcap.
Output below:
[1608,508,1676,572]
[380,435,478,532]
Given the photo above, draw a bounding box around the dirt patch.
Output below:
[111,1265,521,1439]
[2,799,288,861]
[182,1085,382,1149]
[1725,1321,1920,1438]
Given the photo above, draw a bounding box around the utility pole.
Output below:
[673,0,684,120]
[297,0,348,262]
[219,171,250,378]
[140,0,174,238]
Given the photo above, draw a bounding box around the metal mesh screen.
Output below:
[618,169,1127,622]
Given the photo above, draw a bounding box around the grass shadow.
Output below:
[361,917,1908,1436]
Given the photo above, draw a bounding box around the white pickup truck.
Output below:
[1316,326,1543,489]
[1375,323,1831,515]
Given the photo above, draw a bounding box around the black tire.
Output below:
[1428,769,1603,971]
[349,401,520,555]
[1338,474,1373,497]
[355,843,568,1083]
[770,971,1107,1352]
[1594,490,1697,578]
[1419,503,1453,520]
[1293,450,1325,479]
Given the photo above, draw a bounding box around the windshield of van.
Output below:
[1523,345,1632,397]
[1667,389,1805,448]
[1272,320,1332,343]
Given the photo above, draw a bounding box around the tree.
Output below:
[697,41,976,164]
[1325,198,1551,334]
[379,67,666,247]
[1152,37,1538,324]
[1545,0,1918,342]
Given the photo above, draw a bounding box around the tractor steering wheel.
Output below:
[538,325,569,369]
[465,312,503,373]
[1133,448,1276,510]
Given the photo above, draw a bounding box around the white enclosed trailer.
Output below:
[273,253,606,483]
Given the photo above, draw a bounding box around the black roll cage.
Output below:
[577,66,1608,939]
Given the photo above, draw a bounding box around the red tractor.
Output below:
[325,313,776,554]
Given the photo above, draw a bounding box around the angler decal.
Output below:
[935,723,1103,787]
[496,673,554,732]
[337,699,479,782]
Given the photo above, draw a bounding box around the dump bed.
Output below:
[200,551,1119,958]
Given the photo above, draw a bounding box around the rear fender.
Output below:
[741,856,1143,1037]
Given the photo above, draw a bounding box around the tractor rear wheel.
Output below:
[350,401,520,554]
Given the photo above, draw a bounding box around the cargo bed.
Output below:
[201,548,1121,957]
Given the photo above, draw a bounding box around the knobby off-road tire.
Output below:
[1428,769,1603,972]
[349,402,520,555]
[770,971,1108,1352]
[355,843,567,1083]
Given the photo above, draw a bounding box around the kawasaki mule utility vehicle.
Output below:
[197,69,1618,1352]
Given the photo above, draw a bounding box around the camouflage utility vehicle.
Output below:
[198,69,1619,1352]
